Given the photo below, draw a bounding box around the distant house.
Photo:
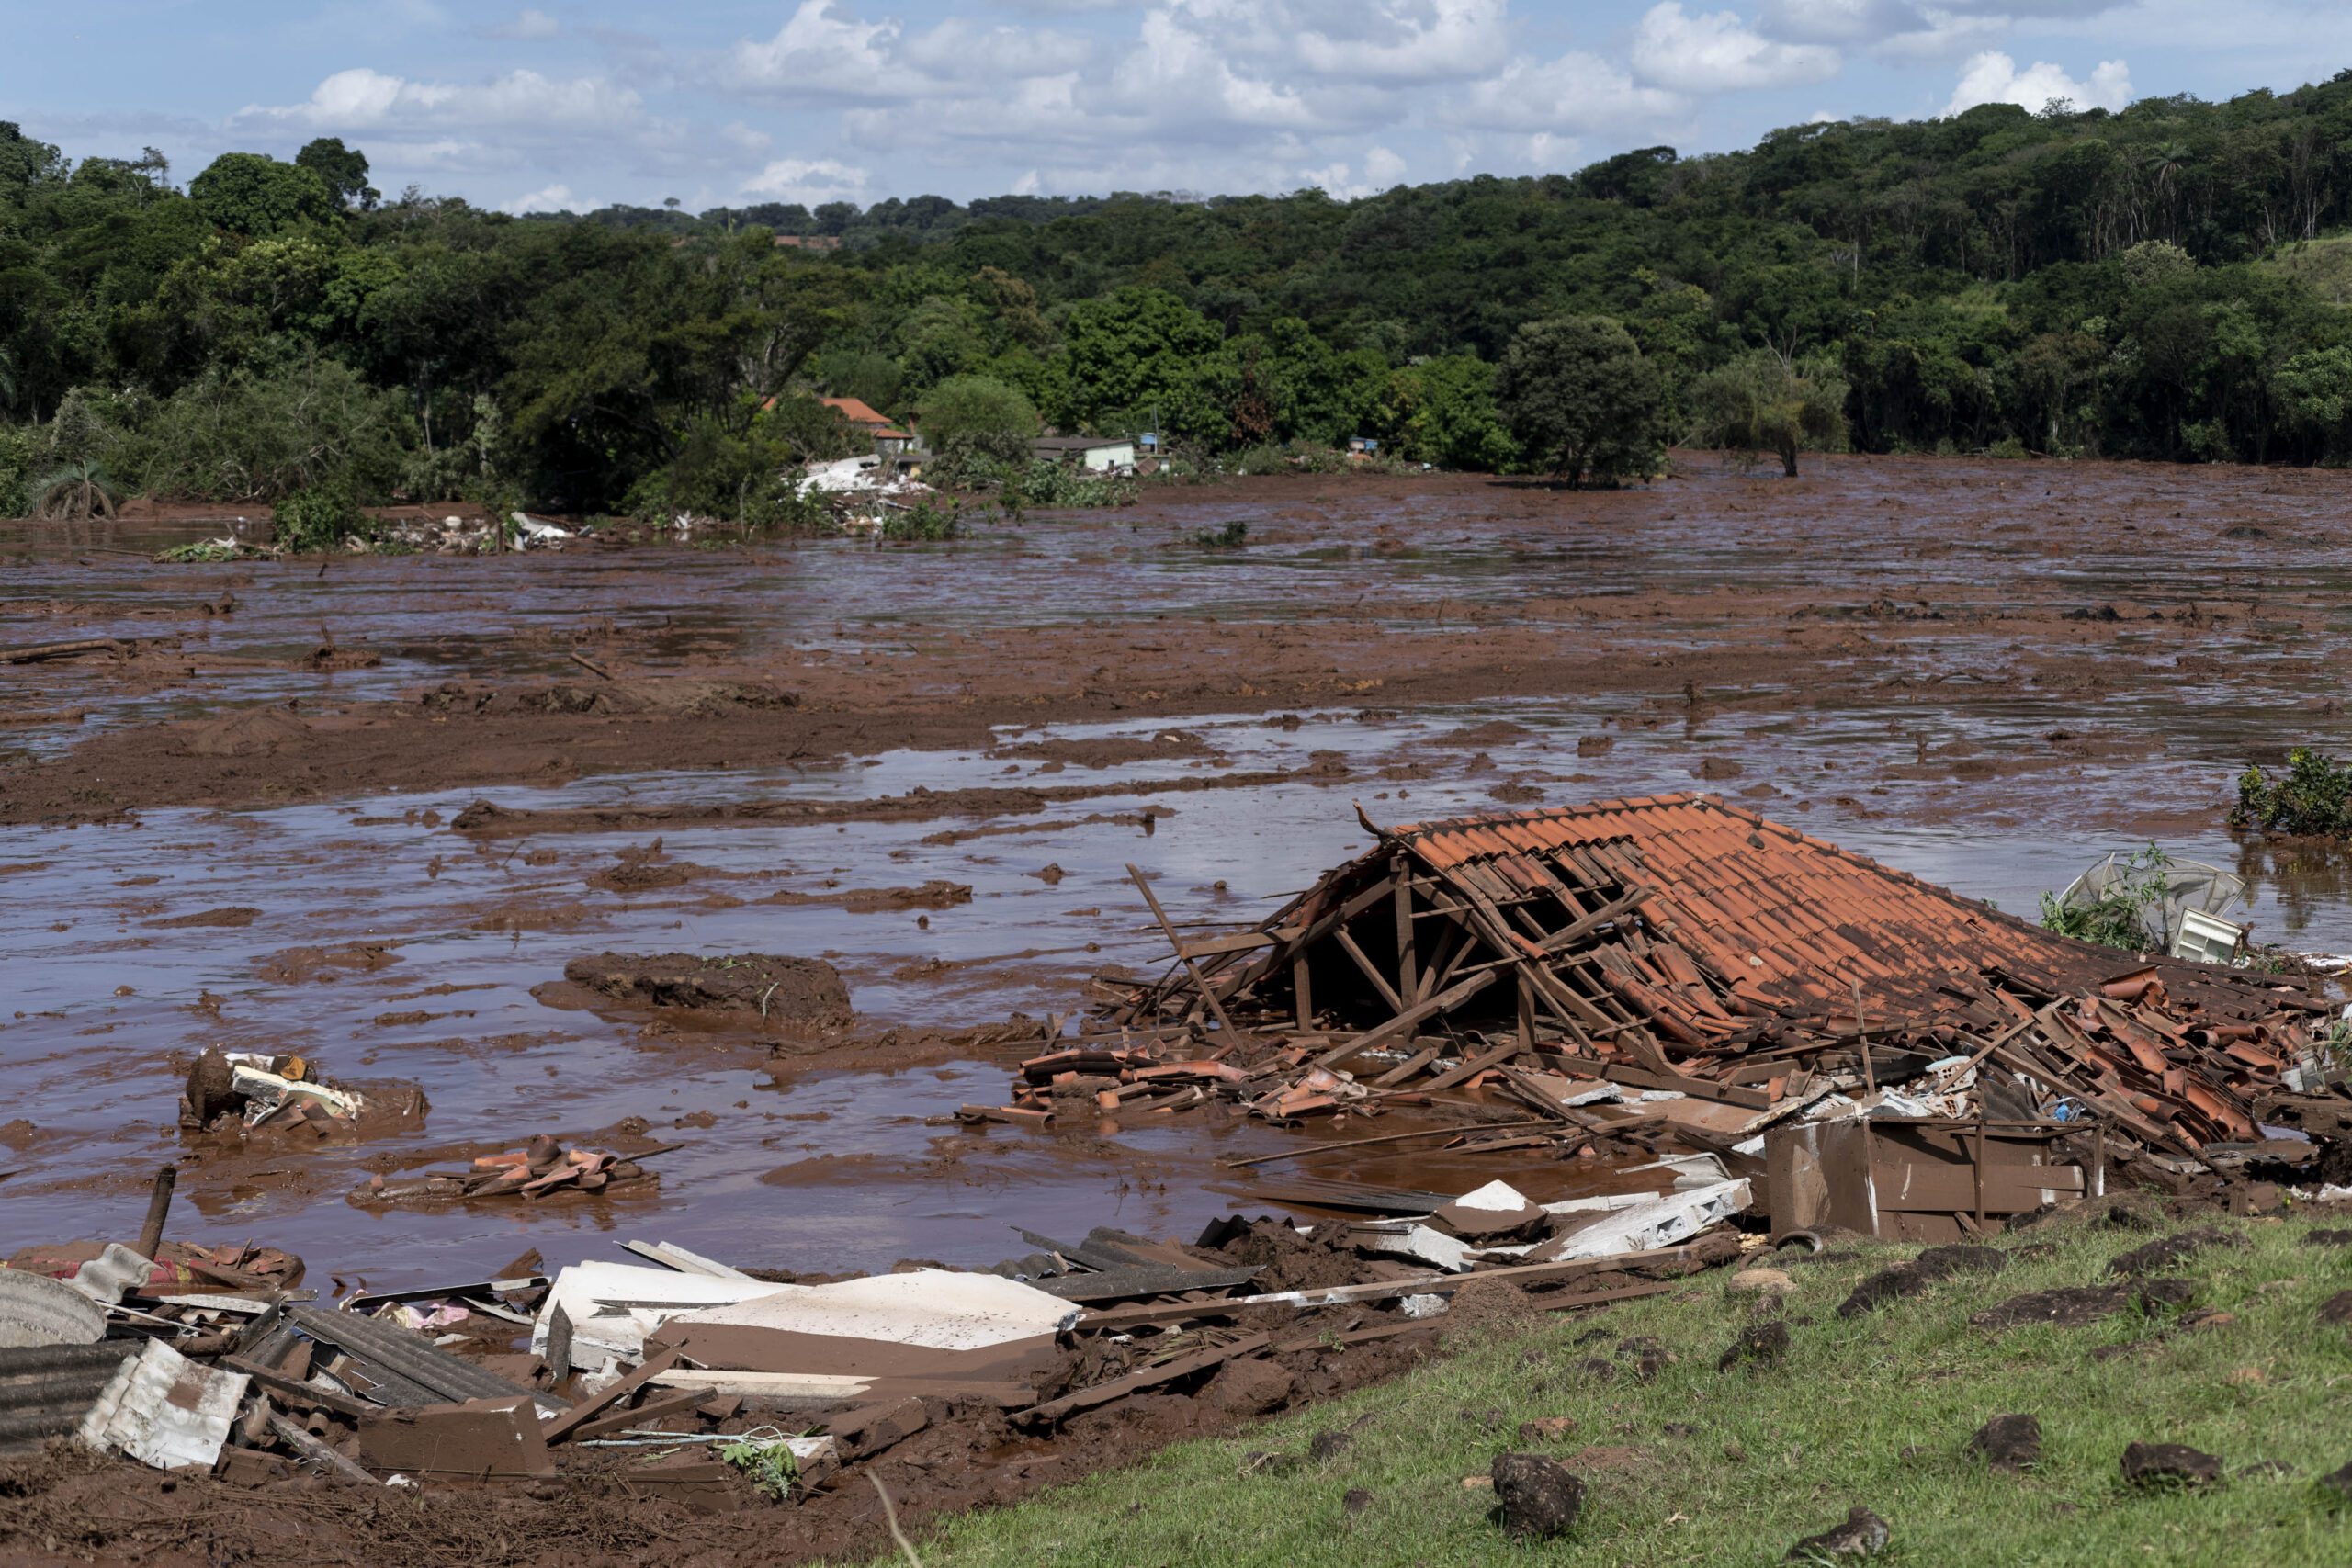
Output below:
[1347,436,1380,459]
[1031,434,1136,470]
[824,397,917,456]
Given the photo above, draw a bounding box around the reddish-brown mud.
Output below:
[6,454,2352,1562]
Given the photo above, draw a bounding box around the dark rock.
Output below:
[1838,1246,2007,1318]
[1968,1414,2041,1472]
[2320,1461,2352,1500]
[1572,1357,1616,1381]
[1342,1487,1374,1514]
[2300,1230,2352,1248]
[1914,1245,2007,1281]
[2109,1226,2245,1277]
[2104,1202,2161,1232]
[1719,1320,1792,1371]
[2134,1277,2197,1312]
[1970,1278,2200,1331]
[1308,1428,1354,1461]
[2319,1291,2352,1327]
[1631,1349,1668,1382]
[1490,1452,1585,1540]
[1786,1506,1890,1560]
[2121,1442,2222,1488]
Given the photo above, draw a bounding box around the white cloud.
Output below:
[741,156,870,205]
[1632,4,1842,92]
[1299,146,1409,198]
[1293,0,1510,84]
[1452,49,1685,133]
[246,66,639,130]
[508,181,576,211]
[1944,50,2130,114]
[482,8,560,40]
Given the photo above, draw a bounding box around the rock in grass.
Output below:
[1719,1320,1792,1371]
[2299,1230,2352,1248]
[1489,1452,1585,1539]
[2121,1442,2222,1488]
[1968,1414,2041,1472]
[2319,1461,2352,1500]
[1787,1506,1890,1560]
[1838,1246,2006,1318]
[2108,1226,2245,1278]
[2319,1290,2352,1326]
[1342,1487,1374,1514]
[1308,1428,1354,1461]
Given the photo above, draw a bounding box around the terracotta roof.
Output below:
[822,397,892,426]
[1374,793,2290,1024]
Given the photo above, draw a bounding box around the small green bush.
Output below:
[1193,520,1249,547]
[878,498,962,542]
[2038,841,2172,950]
[271,480,372,553]
[1987,435,2031,459]
[2232,748,2352,836]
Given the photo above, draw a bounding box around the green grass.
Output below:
[889,1208,2352,1567]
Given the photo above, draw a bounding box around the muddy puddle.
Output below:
[8,456,2352,1292]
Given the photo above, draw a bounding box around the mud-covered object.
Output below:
[2122,1441,2222,1487]
[2108,1225,2245,1277]
[1718,1319,1791,1372]
[1969,1414,2041,1472]
[561,952,852,1022]
[1968,1277,2192,1330]
[1837,1246,2007,1318]
[1200,1218,1362,1293]
[1489,1452,1585,1539]
[1787,1506,1890,1559]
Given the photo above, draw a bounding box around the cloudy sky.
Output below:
[3,0,2346,214]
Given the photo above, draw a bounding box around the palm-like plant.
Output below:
[32,457,119,520]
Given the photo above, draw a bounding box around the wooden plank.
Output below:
[1420,1039,1522,1093]
[1598,1065,1769,1110]
[1014,1334,1272,1424]
[1311,969,1500,1069]
[1332,926,1407,1013]
[1394,856,1419,1001]
[219,1355,371,1420]
[1073,1245,1700,1331]
[1178,931,1278,959]
[566,1391,707,1443]
[1128,863,1247,1043]
[542,1348,682,1445]
[1369,1043,1442,1088]
[1869,1160,2086,1213]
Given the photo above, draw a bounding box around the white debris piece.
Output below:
[795,455,935,532]
[0,1269,108,1345]
[533,1262,792,1363]
[663,1269,1080,1349]
[78,1339,248,1471]
[65,1245,159,1305]
[1521,1179,1752,1263]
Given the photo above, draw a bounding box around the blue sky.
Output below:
[5,0,2350,214]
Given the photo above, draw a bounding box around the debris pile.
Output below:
[796,456,937,532]
[1069,796,2340,1228]
[353,1132,673,1209]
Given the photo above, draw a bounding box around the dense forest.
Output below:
[11,67,2352,519]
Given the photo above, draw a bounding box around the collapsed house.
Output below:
[1095,794,2339,1237]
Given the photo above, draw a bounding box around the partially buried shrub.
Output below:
[2232,748,2352,837]
[271,480,372,553]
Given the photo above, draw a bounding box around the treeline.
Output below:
[10,68,2352,518]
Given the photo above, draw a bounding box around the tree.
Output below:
[915,375,1039,464]
[296,138,379,211]
[188,153,337,237]
[1492,316,1665,486]
[1058,287,1224,433]
[1686,349,1849,477]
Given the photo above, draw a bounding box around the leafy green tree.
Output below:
[1687,349,1849,477]
[1376,354,1516,470]
[1058,287,1223,434]
[296,138,378,212]
[915,374,1039,464]
[1493,316,1665,486]
[188,153,338,238]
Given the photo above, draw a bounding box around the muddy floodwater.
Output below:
[6,452,2352,1292]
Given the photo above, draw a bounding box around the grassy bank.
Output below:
[889,1205,2352,1567]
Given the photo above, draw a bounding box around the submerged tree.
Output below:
[1686,350,1849,477]
[1493,316,1665,487]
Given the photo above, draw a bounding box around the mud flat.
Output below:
[4,454,2352,1561]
